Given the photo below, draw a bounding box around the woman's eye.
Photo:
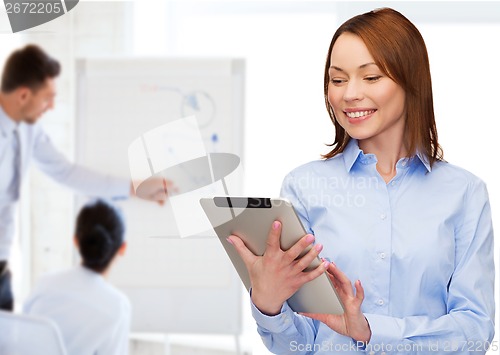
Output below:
[330,78,346,85]
[365,76,382,82]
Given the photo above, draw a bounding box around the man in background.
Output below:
[0,44,165,311]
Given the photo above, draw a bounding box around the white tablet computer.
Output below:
[200,196,344,315]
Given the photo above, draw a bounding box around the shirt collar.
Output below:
[342,138,432,173]
[0,104,18,138]
[77,264,105,281]
[342,139,364,172]
[415,151,432,173]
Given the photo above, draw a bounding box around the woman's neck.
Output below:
[359,136,407,183]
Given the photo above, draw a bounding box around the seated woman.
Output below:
[24,199,130,355]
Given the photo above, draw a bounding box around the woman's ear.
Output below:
[73,236,79,249]
[117,242,127,256]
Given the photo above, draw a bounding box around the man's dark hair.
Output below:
[1,44,60,93]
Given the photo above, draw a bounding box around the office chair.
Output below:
[0,310,67,355]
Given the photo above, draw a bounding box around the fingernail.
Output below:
[226,237,234,245]
[305,235,314,243]
[323,261,329,268]
[273,221,280,230]
[314,244,323,252]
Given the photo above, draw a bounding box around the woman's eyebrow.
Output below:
[329,62,377,72]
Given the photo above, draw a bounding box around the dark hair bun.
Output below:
[79,225,114,266]
[75,200,125,273]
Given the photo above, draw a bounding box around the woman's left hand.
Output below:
[300,262,371,344]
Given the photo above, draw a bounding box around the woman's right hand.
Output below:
[227,220,329,316]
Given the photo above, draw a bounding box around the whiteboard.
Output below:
[75,58,245,334]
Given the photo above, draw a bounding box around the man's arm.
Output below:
[32,126,130,199]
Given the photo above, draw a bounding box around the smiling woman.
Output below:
[323,8,441,172]
[225,7,495,355]
[327,33,407,176]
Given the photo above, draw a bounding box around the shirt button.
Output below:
[402,161,407,167]
[391,180,396,186]
[380,213,387,220]
[377,299,384,306]
[379,252,386,259]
